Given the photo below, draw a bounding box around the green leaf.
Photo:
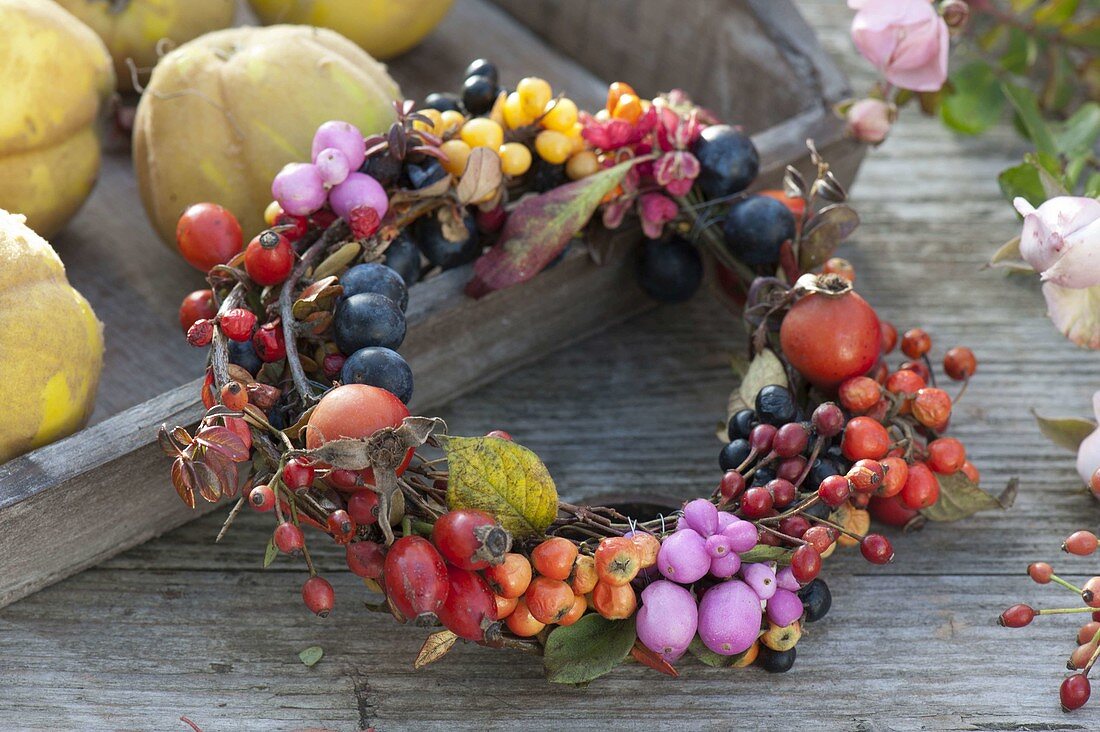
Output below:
[687,635,754,668]
[941,62,1004,135]
[466,160,634,297]
[298,646,324,667]
[1000,27,1038,74]
[739,545,793,565]
[998,162,1047,207]
[1001,83,1058,156]
[987,235,1034,273]
[1085,172,1100,198]
[1033,0,1079,26]
[263,535,278,568]
[1055,103,1100,157]
[1062,17,1100,49]
[442,436,559,539]
[1034,413,1097,452]
[543,614,636,684]
[921,475,1017,522]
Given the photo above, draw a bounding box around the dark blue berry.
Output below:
[638,237,703,303]
[802,498,830,520]
[799,579,832,623]
[462,75,498,116]
[727,409,756,441]
[808,458,841,489]
[719,439,751,472]
[412,208,479,270]
[383,233,422,286]
[755,385,796,426]
[722,195,796,267]
[362,154,402,187]
[340,263,409,311]
[227,340,262,375]
[691,124,759,199]
[405,159,447,190]
[341,347,414,404]
[423,92,463,113]
[333,293,406,355]
[751,465,776,486]
[529,159,567,192]
[759,646,796,673]
[463,58,499,85]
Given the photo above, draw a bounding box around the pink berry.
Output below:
[765,588,803,627]
[329,172,388,221]
[657,529,710,583]
[272,162,326,216]
[740,562,777,601]
[636,580,698,663]
[697,579,761,656]
[311,120,366,170]
[682,498,719,536]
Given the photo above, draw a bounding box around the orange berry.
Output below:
[758,189,806,219]
[494,594,518,619]
[525,576,575,624]
[629,532,661,569]
[879,456,908,498]
[901,328,931,359]
[531,537,578,580]
[570,554,599,595]
[927,437,966,475]
[823,257,855,282]
[943,346,977,381]
[838,376,881,414]
[912,388,952,431]
[505,597,545,637]
[594,536,641,586]
[592,581,637,620]
[841,416,891,461]
[732,641,760,668]
[611,93,643,123]
[605,81,637,113]
[961,460,980,483]
[559,594,587,627]
[220,381,249,411]
[484,552,532,599]
[880,321,898,353]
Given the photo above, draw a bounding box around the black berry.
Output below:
[637,237,703,303]
[722,195,796,267]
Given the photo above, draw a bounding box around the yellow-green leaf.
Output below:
[740,349,787,412]
[921,475,1017,522]
[544,614,636,684]
[1035,412,1097,452]
[414,630,458,669]
[441,436,559,539]
[298,646,324,667]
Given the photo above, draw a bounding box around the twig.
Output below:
[215,496,247,543]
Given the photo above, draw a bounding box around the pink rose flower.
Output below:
[845,98,895,144]
[849,0,949,92]
[1077,391,1100,484]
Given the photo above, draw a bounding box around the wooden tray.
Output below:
[0,0,862,608]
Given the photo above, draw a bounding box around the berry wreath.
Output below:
[163,61,1015,683]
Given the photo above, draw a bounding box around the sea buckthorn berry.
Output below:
[327,509,355,544]
[517,77,553,117]
[900,461,940,509]
[1064,531,1099,556]
[302,576,335,617]
[219,381,248,411]
[740,486,774,518]
[1027,562,1053,584]
[859,534,893,564]
[570,554,599,595]
[502,92,534,129]
[1060,674,1091,712]
[176,202,244,272]
[901,328,931,358]
[274,521,304,554]
[505,598,545,637]
[592,581,637,620]
[531,536,579,581]
[912,388,952,431]
[839,376,880,414]
[803,526,835,554]
[494,594,518,619]
[498,142,532,176]
[541,97,578,132]
[432,509,512,570]
[848,459,885,493]
[605,81,637,113]
[347,491,379,526]
[818,474,852,508]
[559,593,587,626]
[594,537,641,586]
[629,532,661,569]
[179,290,216,332]
[484,553,532,599]
[719,470,747,501]
[220,308,258,342]
[943,346,977,380]
[534,130,572,164]
[841,416,891,461]
[439,139,472,176]
[186,319,214,347]
[460,117,504,150]
[790,545,822,583]
[248,484,275,512]
[525,576,575,624]
[823,257,855,282]
[440,110,466,135]
[880,321,898,353]
[927,437,966,475]
[245,231,295,286]
[566,150,599,180]
[878,456,908,498]
[773,423,810,458]
[998,603,1037,628]
[611,93,643,122]
[767,478,797,508]
[283,458,315,489]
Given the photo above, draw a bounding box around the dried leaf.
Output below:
[414,630,458,669]
[831,503,870,548]
[192,459,223,502]
[738,349,787,415]
[921,475,1017,522]
[172,457,197,509]
[312,242,362,281]
[441,435,559,539]
[293,276,343,320]
[543,614,636,684]
[783,165,807,199]
[739,545,792,565]
[988,236,1033,272]
[284,405,317,442]
[1034,413,1097,452]
[467,160,634,297]
[298,646,324,667]
[195,425,250,462]
[203,448,240,498]
[455,147,502,206]
[799,204,859,271]
[263,535,278,568]
[630,641,679,677]
[296,417,444,470]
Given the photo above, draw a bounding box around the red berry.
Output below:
[219,308,257,342]
[767,478,797,508]
[848,459,884,493]
[901,461,940,509]
[432,509,512,570]
[346,541,385,579]
[823,256,855,281]
[327,468,365,491]
[912,388,951,431]
[859,533,893,564]
[838,376,881,414]
[302,575,335,617]
[961,461,981,484]
[901,328,931,359]
[179,289,216,332]
[1060,673,1091,712]
[186,318,214,347]
[779,515,810,539]
[818,474,852,508]
[998,603,1036,628]
[382,536,449,620]
[248,484,275,512]
[779,288,881,391]
[868,494,920,527]
[880,320,898,353]
[327,509,355,544]
[773,423,809,458]
[176,202,243,272]
[244,231,295,286]
[1083,577,1100,608]
[220,381,248,411]
[740,486,774,519]
[719,471,746,501]
[1064,531,1099,557]
[322,353,346,378]
[811,402,845,437]
[777,456,806,483]
[802,525,835,554]
[943,347,976,381]
[749,423,777,452]
[878,456,908,498]
[841,416,891,461]
[885,370,925,411]
[1027,562,1053,584]
[347,491,380,526]
[927,437,966,474]
[283,458,315,489]
[275,212,309,241]
[435,566,498,641]
[274,522,304,554]
[252,321,287,362]
[790,544,822,583]
[1079,621,1100,645]
[486,429,513,440]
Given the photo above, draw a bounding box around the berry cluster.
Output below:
[1000,530,1100,712]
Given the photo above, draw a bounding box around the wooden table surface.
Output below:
[3,2,1097,730]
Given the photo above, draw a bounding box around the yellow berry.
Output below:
[488,90,508,127]
[439,139,472,176]
[612,93,643,123]
[503,91,534,129]
[565,122,586,154]
[517,76,552,118]
[535,130,572,165]
[439,110,466,136]
[460,118,504,150]
[413,108,443,135]
[594,108,611,122]
[566,151,599,180]
[263,200,283,227]
[541,97,578,132]
[499,142,532,177]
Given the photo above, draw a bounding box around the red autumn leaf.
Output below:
[203,448,240,498]
[171,457,197,509]
[466,160,635,298]
[192,459,224,503]
[194,425,249,462]
[630,641,680,677]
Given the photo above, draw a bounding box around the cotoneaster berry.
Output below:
[176,202,243,272]
[244,231,295,286]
